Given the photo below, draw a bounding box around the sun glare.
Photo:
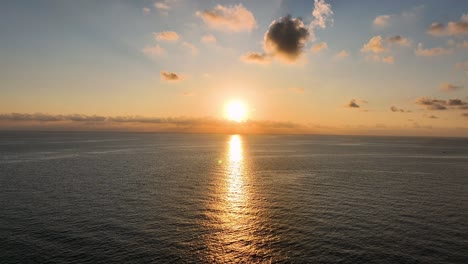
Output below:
[225,101,247,122]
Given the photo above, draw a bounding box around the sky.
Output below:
[0,0,467,136]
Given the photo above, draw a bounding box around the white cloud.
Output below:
[310,42,328,53]
[196,4,257,32]
[154,31,180,42]
[373,15,391,28]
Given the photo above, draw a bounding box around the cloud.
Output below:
[334,50,349,58]
[143,7,150,14]
[373,15,391,28]
[386,35,411,46]
[289,87,305,93]
[196,4,257,32]
[455,61,468,74]
[427,14,468,36]
[361,36,387,53]
[390,106,411,112]
[308,0,334,41]
[347,99,360,108]
[264,15,310,62]
[0,113,106,122]
[240,52,270,64]
[415,97,448,110]
[0,113,313,134]
[201,34,216,44]
[361,35,410,63]
[154,2,170,10]
[142,44,165,56]
[440,83,463,92]
[415,43,452,56]
[160,71,182,82]
[154,31,180,42]
[380,56,395,64]
[310,0,334,29]
[462,113,468,117]
[427,115,438,119]
[310,42,328,53]
[182,42,198,55]
[415,97,468,110]
[372,6,424,29]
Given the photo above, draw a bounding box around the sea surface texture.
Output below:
[1,131,467,263]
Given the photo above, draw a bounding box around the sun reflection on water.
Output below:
[227,135,245,205]
[202,135,275,263]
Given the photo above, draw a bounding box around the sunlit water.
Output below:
[1,131,467,263]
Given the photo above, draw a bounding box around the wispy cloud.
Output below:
[310,42,328,53]
[240,52,270,64]
[310,0,333,29]
[334,50,349,59]
[182,42,198,56]
[154,31,180,42]
[440,83,463,92]
[201,34,216,44]
[142,7,151,14]
[142,44,165,56]
[196,4,257,32]
[415,43,452,56]
[154,1,170,11]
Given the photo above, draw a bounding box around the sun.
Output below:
[225,100,248,122]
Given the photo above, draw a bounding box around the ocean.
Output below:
[1,131,467,263]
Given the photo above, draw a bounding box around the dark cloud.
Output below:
[427,115,438,119]
[447,99,465,106]
[462,113,468,117]
[160,71,182,82]
[264,15,310,62]
[347,99,360,108]
[415,97,468,110]
[386,35,411,46]
[390,106,411,112]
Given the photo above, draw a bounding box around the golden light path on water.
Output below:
[204,135,276,263]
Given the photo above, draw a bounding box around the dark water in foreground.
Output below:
[1,131,467,263]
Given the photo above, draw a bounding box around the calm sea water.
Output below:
[1,131,467,263]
